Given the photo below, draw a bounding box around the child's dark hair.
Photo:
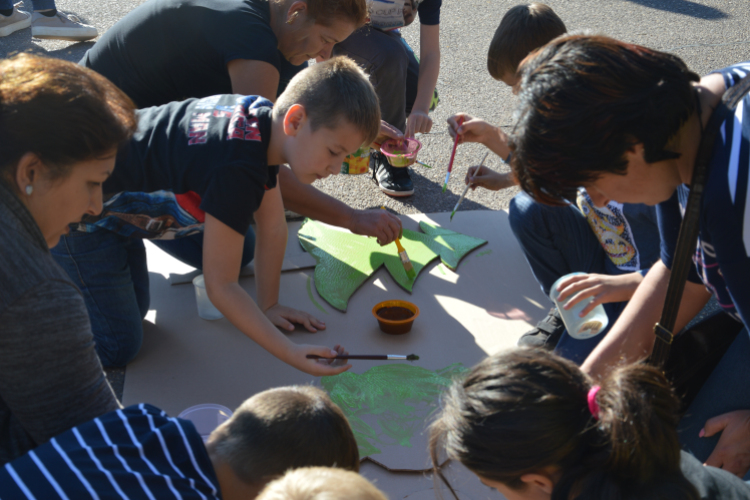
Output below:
[429,349,699,500]
[207,385,359,486]
[0,53,136,185]
[509,35,700,205]
[487,3,567,81]
[274,56,381,146]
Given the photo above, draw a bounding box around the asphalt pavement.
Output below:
[1,0,749,398]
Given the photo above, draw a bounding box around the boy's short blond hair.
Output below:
[487,3,567,81]
[206,386,359,486]
[273,56,381,146]
[256,467,388,500]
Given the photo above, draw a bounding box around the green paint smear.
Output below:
[321,363,468,457]
[477,249,493,257]
[298,219,486,311]
[306,276,328,315]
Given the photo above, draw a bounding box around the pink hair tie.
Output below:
[587,385,601,420]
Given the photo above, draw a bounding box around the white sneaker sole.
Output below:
[32,26,97,41]
[0,16,30,37]
[377,184,414,197]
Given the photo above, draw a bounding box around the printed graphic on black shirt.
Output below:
[77,95,274,239]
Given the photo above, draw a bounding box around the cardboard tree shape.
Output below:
[298,219,486,311]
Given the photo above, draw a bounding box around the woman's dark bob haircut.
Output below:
[509,35,700,205]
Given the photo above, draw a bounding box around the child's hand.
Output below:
[555,273,643,317]
[350,209,402,246]
[371,120,404,148]
[406,110,433,138]
[265,304,326,332]
[291,344,352,376]
[465,166,515,191]
[448,113,494,145]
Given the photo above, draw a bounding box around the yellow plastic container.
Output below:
[341,146,371,175]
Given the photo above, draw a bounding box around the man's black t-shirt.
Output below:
[81,0,304,108]
[77,94,278,239]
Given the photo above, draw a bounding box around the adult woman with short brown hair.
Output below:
[0,53,136,463]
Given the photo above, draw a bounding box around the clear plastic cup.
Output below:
[193,274,223,320]
[549,272,609,340]
[177,404,233,442]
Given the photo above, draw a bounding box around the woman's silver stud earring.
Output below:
[25,185,33,196]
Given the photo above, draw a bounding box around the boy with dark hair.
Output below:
[487,2,566,85]
[509,34,750,479]
[333,0,442,197]
[0,386,361,499]
[447,5,660,362]
[52,57,379,375]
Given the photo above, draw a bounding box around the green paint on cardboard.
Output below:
[321,364,468,457]
[298,219,486,311]
[306,276,328,315]
[477,249,493,258]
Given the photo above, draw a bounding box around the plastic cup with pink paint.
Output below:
[380,138,422,167]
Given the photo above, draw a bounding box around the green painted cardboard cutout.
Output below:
[321,363,468,458]
[298,219,486,311]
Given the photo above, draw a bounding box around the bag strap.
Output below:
[650,74,750,367]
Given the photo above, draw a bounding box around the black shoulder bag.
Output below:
[649,75,750,414]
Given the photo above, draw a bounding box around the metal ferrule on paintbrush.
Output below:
[395,238,416,280]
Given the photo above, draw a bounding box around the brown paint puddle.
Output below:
[377,306,415,321]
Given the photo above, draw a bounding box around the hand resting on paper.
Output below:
[265,303,326,333]
[702,409,750,477]
[554,272,644,318]
[289,343,352,376]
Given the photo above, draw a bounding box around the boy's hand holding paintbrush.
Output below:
[380,207,416,279]
[465,164,517,192]
[447,112,517,192]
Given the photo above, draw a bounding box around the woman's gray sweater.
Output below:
[0,181,120,464]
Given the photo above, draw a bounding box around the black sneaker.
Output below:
[372,151,414,197]
[517,307,565,350]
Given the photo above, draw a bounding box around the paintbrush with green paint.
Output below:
[450,152,489,222]
[307,354,420,361]
[381,207,417,280]
[395,238,417,280]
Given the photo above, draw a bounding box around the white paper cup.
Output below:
[178,404,233,443]
[549,272,609,340]
[193,274,223,320]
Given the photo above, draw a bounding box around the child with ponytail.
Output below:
[429,349,750,500]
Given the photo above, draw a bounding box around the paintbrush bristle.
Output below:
[405,264,416,280]
[406,354,419,361]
